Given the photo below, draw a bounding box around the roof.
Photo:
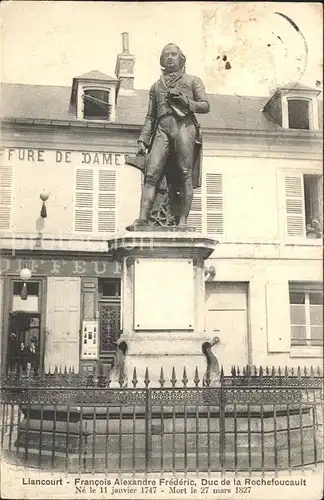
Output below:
[0,81,322,131]
[280,82,320,92]
[76,70,117,81]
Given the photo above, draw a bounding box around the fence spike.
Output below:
[171,367,177,388]
[194,367,200,387]
[284,366,288,378]
[54,365,58,375]
[265,366,269,376]
[297,366,301,378]
[310,365,314,378]
[253,365,257,376]
[259,366,263,378]
[271,366,275,378]
[64,366,67,375]
[242,365,246,376]
[237,366,240,377]
[132,367,138,388]
[231,366,235,377]
[144,367,150,388]
[159,367,165,388]
[182,367,188,387]
[278,366,281,377]
[291,366,294,376]
[317,365,321,376]
[303,366,308,376]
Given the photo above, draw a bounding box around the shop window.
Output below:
[289,284,323,347]
[287,99,310,130]
[12,281,39,312]
[83,89,111,120]
[99,278,120,298]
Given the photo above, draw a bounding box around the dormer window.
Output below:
[287,99,310,130]
[262,83,321,131]
[83,89,111,120]
[70,70,118,122]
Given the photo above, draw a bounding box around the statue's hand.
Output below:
[137,141,146,155]
[170,92,189,109]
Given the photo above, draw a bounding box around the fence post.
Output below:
[219,366,225,473]
[145,369,151,473]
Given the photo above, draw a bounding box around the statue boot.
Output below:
[125,219,150,231]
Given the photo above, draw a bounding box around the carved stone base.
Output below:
[108,232,218,387]
[10,405,320,472]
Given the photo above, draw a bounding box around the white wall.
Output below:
[206,257,322,368]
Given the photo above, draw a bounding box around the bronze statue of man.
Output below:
[126,43,210,230]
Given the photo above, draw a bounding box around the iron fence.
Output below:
[0,365,323,474]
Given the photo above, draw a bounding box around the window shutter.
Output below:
[74,168,94,232]
[266,281,291,352]
[0,165,13,230]
[187,187,202,231]
[97,169,116,232]
[206,173,223,235]
[284,175,305,237]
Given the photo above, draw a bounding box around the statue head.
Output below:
[160,43,186,72]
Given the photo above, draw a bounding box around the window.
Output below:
[304,175,323,238]
[188,172,224,235]
[99,279,120,298]
[74,167,117,233]
[284,174,322,238]
[287,99,310,130]
[83,89,111,120]
[12,282,39,312]
[0,165,13,230]
[289,284,323,347]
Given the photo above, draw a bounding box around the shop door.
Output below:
[96,279,122,368]
[45,278,81,373]
[205,282,248,373]
[6,279,45,375]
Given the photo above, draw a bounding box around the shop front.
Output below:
[1,253,122,375]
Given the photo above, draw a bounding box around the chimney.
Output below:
[115,32,135,92]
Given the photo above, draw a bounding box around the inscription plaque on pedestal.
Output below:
[134,258,194,330]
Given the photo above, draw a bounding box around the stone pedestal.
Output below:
[108,229,218,386]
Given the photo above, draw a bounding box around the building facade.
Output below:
[0,35,322,376]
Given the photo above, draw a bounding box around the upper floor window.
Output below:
[187,172,224,236]
[74,167,117,233]
[287,99,310,130]
[83,89,111,120]
[0,164,13,231]
[284,173,323,239]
